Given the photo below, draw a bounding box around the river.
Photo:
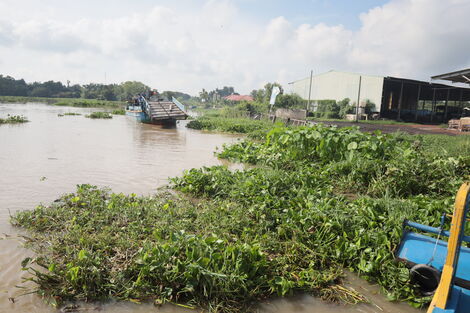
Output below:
[0,103,421,313]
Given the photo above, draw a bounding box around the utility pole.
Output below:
[355,75,362,122]
[307,70,313,111]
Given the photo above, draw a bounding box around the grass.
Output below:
[398,133,470,158]
[11,124,469,312]
[0,95,124,108]
[0,114,29,124]
[187,116,279,140]
[85,112,113,119]
[307,117,414,125]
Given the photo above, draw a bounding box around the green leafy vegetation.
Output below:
[54,99,123,108]
[85,112,113,119]
[111,109,125,115]
[0,75,190,103]
[11,124,469,312]
[0,114,28,124]
[0,96,124,108]
[399,133,470,158]
[308,98,377,119]
[187,116,276,140]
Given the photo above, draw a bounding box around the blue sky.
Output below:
[237,0,389,29]
[0,0,469,94]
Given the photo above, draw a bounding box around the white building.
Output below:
[289,70,470,122]
[289,70,384,113]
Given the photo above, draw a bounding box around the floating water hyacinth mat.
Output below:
[12,125,470,312]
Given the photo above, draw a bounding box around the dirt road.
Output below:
[314,121,469,136]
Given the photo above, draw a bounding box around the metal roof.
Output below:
[431,68,470,84]
[223,95,254,101]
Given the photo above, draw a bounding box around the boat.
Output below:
[395,182,470,313]
[126,95,187,125]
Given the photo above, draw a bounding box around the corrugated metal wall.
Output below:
[290,71,384,112]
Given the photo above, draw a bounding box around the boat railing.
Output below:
[404,219,470,243]
[140,96,151,117]
[172,97,186,112]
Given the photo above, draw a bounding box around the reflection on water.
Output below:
[0,103,421,313]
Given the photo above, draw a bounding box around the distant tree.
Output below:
[0,75,29,96]
[118,81,151,100]
[29,80,67,97]
[250,83,284,104]
[338,98,353,118]
[198,86,238,104]
[0,74,168,102]
[250,89,265,103]
[81,83,101,99]
[174,91,191,100]
[263,82,284,103]
[199,89,209,102]
[276,94,305,108]
[102,85,117,101]
[216,86,236,97]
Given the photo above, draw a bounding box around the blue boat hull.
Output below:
[126,109,149,122]
[125,108,178,126]
[395,182,470,313]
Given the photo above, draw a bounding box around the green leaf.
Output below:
[347,141,358,150]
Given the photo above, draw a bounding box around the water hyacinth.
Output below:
[85,112,113,119]
[0,114,29,124]
[12,124,469,312]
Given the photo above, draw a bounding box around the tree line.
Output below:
[197,83,307,110]
[0,75,191,101]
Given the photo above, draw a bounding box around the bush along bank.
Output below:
[12,125,469,312]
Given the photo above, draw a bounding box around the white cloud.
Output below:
[350,0,470,77]
[0,0,469,94]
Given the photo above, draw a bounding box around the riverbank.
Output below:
[11,122,469,312]
[187,115,470,157]
[187,116,275,139]
[0,95,124,108]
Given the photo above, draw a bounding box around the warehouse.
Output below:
[290,70,470,122]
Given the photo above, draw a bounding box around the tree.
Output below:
[0,74,192,103]
[217,86,236,97]
[199,89,209,102]
[338,98,353,118]
[0,75,29,96]
[250,83,284,104]
[263,82,284,103]
[118,81,151,100]
[250,89,265,103]
[276,94,305,108]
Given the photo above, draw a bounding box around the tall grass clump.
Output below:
[12,124,469,312]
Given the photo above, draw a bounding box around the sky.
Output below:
[0,0,469,95]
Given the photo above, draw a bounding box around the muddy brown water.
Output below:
[0,103,422,313]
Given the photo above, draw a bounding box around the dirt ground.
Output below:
[313,121,470,136]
